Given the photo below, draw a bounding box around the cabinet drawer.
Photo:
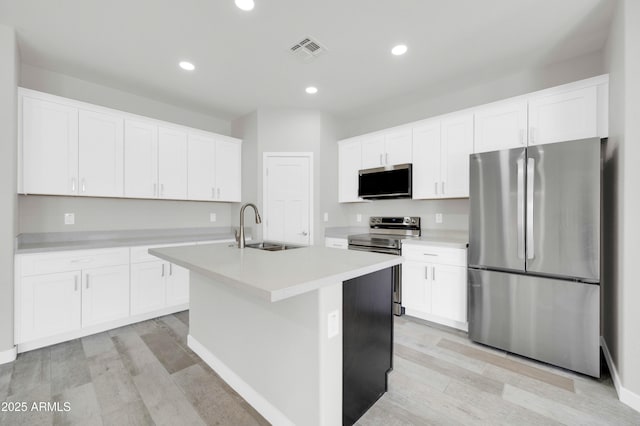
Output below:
[130,242,197,263]
[402,244,466,266]
[325,237,348,250]
[20,248,129,276]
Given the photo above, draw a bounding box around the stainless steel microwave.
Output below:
[358,163,412,199]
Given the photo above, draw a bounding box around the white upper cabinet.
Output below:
[78,110,124,197]
[124,119,159,198]
[188,133,217,201]
[361,129,412,169]
[215,136,242,202]
[474,99,528,153]
[158,126,188,200]
[361,134,385,169]
[338,138,363,203]
[528,85,598,145]
[440,112,474,198]
[21,96,78,195]
[412,120,441,199]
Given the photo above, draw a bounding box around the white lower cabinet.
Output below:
[402,244,467,330]
[166,263,190,306]
[81,264,130,327]
[131,261,166,315]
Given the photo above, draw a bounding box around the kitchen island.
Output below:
[149,243,402,426]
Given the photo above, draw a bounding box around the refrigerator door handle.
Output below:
[526,157,535,259]
[517,157,525,259]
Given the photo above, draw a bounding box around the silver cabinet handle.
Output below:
[300,231,308,236]
[160,183,164,197]
[379,153,383,165]
[529,127,536,145]
[434,182,438,195]
[81,179,86,193]
[519,129,526,145]
[424,266,429,280]
[161,263,165,277]
[86,274,90,289]
[526,158,535,259]
[433,266,436,281]
[516,157,525,259]
[217,188,220,199]
[169,263,173,276]
[441,182,445,195]
[71,178,76,193]
[74,276,78,292]
[153,183,157,196]
[385,153,389,164]
[211,187,215,199]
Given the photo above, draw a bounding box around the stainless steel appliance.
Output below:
[348,216,421,316]
[468,138,602,377]
[358,164,412,199]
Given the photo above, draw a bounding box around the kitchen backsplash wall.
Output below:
[18,195,233,234]
[342,198,469,231]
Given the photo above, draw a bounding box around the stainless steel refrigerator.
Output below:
[468,137,602,377]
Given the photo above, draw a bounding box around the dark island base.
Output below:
[343,266,395,426]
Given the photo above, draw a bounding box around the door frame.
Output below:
[262,152,314,245]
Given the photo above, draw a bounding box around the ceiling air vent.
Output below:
[289,36,327,62]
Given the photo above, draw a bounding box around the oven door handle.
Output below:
[347,245,401,255]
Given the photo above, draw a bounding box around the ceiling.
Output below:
[0,0,615,122]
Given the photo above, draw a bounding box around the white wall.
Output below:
[603,0,640,408]
[0,25,19,356]
[17,64,236,234]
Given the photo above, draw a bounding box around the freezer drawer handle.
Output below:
[526,158,535,259]
[517,157,525,259]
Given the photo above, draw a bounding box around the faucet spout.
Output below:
[238,203,261,248]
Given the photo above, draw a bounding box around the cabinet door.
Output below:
[124,119,158,198]
[474,99,527,153]
[187,133,216,201]
[78,109,124,197]
[158,127,188,199]
[441,112,474,198]
[412,121,441,199]
[130,261,166,315]
[22,96,79,195]
[384,129,412,165]
[431,264,467,323]
[528,85,598,145]
[166,263,189,306]
[338,139,362,203]
[402,262,431,314]
[215,137,242,202]
[360,134,385,169]
[82,265,130,327]
[20,271,82,342]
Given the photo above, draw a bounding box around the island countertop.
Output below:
[150,243,402,302]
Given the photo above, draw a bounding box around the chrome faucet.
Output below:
[236,203,262,248]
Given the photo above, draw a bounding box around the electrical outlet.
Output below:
[64,213,75,225]
[323,212,329,222]
[327,310,339,339]
[356,214,362,223]
[209,213,217,222]
[435,213,443,224]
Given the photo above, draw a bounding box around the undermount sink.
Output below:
[245,241,304,251]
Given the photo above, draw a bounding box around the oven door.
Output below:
[347,245,404,316]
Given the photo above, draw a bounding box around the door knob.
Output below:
[300,231,308,236]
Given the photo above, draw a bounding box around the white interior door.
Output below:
[264,155,312,245]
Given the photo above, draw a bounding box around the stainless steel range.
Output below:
[348,216,421,316]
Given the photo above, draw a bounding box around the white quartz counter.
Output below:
[150,243,402,302]
[403,230,469,249]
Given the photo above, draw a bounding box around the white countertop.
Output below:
[150,243,402,302]
[402,230,469,249]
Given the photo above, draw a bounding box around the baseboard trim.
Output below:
[188,334,294,426]
[0,346,17,364]
[601,337,640,413]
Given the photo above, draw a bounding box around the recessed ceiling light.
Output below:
[179,61,195,71]
[235,0,254,11]
[305,86,318,94]
[391,44,408,56]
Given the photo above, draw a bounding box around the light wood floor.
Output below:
[1,312,638,425]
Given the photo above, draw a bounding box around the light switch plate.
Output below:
[327,310,339,339]
[210,213,217,222]
[64,213,75,225]
[435,213,443,224]
[356,214,362,223]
